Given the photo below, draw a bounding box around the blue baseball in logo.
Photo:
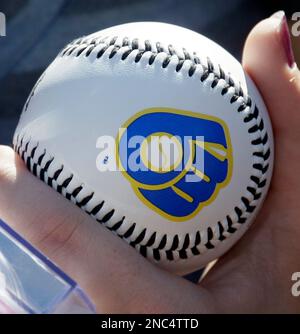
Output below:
[117,108,232,221]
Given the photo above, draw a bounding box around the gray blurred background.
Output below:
[0,0,298,144]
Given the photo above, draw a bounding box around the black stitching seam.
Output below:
[14,35,271,262]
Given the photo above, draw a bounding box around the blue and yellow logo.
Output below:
[117,108,232,222]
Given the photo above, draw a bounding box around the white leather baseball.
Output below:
[13,22,274,275]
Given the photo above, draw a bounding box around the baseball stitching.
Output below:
[13,34,271,263]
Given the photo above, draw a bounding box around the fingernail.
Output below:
[271,10,295,68]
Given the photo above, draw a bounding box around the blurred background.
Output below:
[0,0,299,145]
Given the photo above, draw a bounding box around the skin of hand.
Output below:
[0,12,299,314]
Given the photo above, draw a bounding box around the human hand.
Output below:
[0,11,299,313]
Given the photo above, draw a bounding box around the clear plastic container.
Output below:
[0,219,95,314]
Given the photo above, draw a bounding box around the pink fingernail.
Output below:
[271,10,295,68]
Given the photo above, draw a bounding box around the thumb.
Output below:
[242,11,300,195]
[242,11,300,137]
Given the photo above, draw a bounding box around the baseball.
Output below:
[13,22,274,275]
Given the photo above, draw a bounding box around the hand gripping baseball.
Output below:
[0,12,299,313]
